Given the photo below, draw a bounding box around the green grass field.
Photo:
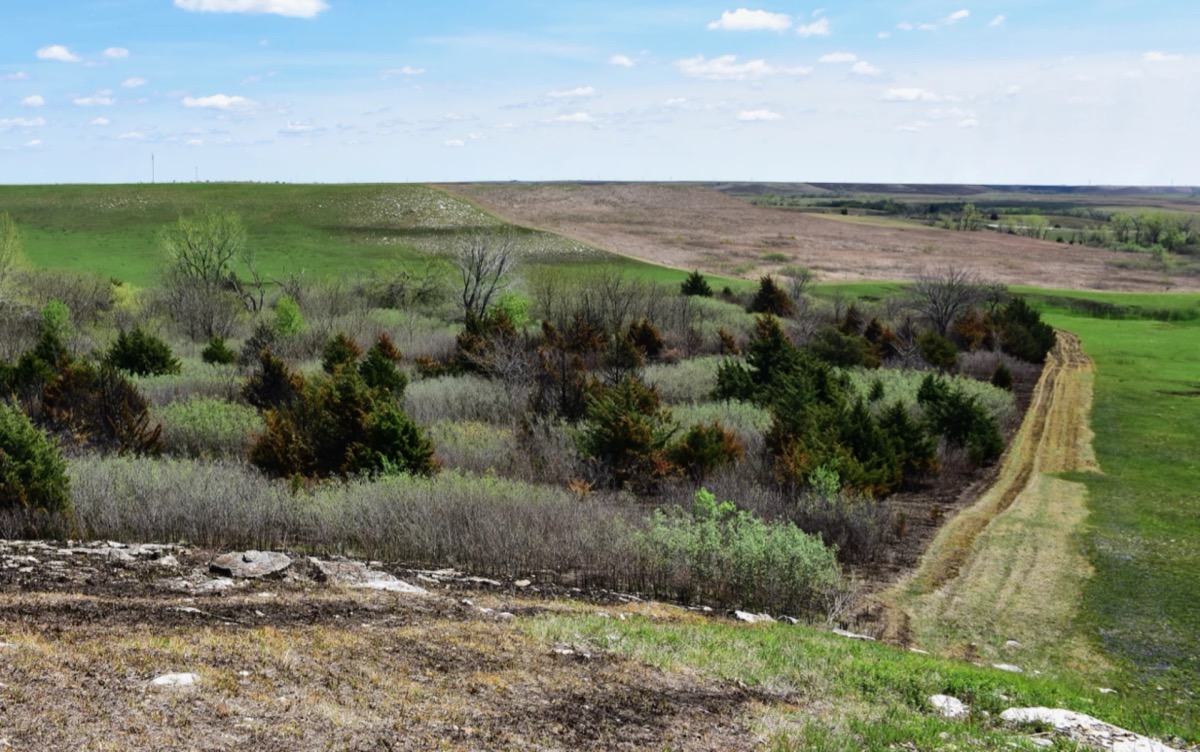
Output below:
[1040,305,1200,714]
[0,183,694,288]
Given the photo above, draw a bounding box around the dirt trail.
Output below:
[882,332,1104,666]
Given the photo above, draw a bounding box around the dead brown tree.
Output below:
[910,267,986,337]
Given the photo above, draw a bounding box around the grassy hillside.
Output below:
[0,183,689,288]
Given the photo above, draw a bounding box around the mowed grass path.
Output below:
[0,183,688,288]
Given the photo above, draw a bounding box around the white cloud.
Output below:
[280,121,317,134]
[103,47,130,59]
[819,52,857,63]
[546,112,593,123]
[877,31,890,39]
[547,86,595,99]
[381,66,425,78]
[897,22,914,31]
[944,9,969,24]
[122,77,148,88]
[882,87,942,102]
[118,131,145,140]
[957,118,979,128]
[73,95,116,106]
[896,120,931,132]
[186,138,204,146]
[0,117,47,129]
[2,71,29,81]
[21,95,45,107]
[989,15,1006,27]
[36,45,82,63]
[24,139,43,148]
[795,17,831,37]
[444,139,465,147]
[899,10,969,32]
[850,61,881,75]
[173,0,329,18]
[609,54,635,67]
[182,94,258,111]
[708,9,792,32]
[91,117,111,126]
[737,109,782,122]
[676,54,810,81]
[1143,51,1182,63]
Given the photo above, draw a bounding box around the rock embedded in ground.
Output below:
[929,694,969,719]
[150,672,199,689]
[210,551,293,579]
[309,558,426,594]
[1000,707,1181,752]
[992,663,1023,673]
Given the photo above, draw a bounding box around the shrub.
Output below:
[105,327,182,377]
[643,355,723,405]
[249,365,435,480]
[0,401,70,516]
[42,361,164,456]
[917,374,1004,465]
[274,294,306,337]
[404,374,521,426]
[637,488,841,615]
[200,336,238,366]
[917,329,958,372]
[321,332,362,374]
[358,333,407,397]
[990,362,1014,390]
[748,276,795,317]
[627,318,665,360]
[41,300,74,346]
[680,270,713,298]
[577,378,676,494]
[808,325,881,369]
[667,421,744,483]
[242,348,304,411]
[995,296,1057,363]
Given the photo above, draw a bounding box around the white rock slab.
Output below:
[150,672,199,688]
[930,694,969,719]
[1001,707,1180,752]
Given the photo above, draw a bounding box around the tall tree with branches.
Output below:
[909,267,986,337]
[456,231,517,323]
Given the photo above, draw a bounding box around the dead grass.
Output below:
[0,586,755,751]
[882,332,1108,672]
[443,183,1199,292]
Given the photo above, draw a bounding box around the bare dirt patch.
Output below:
[0,544,757,751]
[443,183,1196,291]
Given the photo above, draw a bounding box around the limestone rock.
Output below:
[210,550,292,579]
[831,628,876,641]
[992,663,1023,673]
[309,558,426,595]
[150,672,199,688]
[930,694,969,719]
[1001,707,1180,752]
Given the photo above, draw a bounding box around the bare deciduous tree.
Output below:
[456,231,517,322]
[160,209,266,338]
[910,267,986,336]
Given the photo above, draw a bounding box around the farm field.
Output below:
[445,182,1200,292]
[1,183,1198,751]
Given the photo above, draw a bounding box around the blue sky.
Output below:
[1,0,1196,185]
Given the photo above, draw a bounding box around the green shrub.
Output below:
[667,421,744,483]
[808,325,881,369]
[249,365,435,480]
[242,348,304,411]
[991,362,1014,391]
[577,378,676,494]
[748,276,794,317]
[996,296,1057,363]
[917,329,958,372]
[638,488,840,614]
[680,270,713,297]
[274,294,306,337]
[358,333,407,397]
[105,327,182,377]
[917,374,1004,465]
[321,332,362,373]
[156,397,263,459]
[41,300,74,344]
[0,401,70,516]
[200,336,238,366]
[643,355,723,405]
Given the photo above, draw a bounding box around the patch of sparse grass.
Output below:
[530,614,1195,748]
